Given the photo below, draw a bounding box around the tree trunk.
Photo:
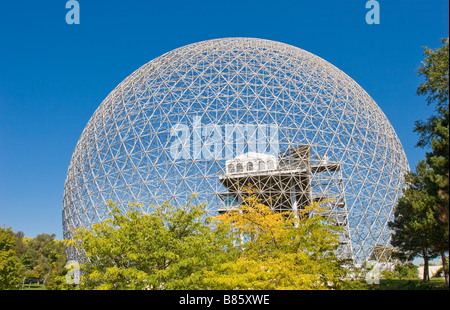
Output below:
[423,252,430,283]
[441,251,449,286]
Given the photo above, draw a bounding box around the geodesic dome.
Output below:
[63,38,409,262]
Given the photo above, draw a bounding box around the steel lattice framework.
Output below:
[63,38,409,263]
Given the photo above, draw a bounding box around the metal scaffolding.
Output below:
[218,145,353,259]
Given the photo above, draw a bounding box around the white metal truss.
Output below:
[218,145,353,260]
[62,38,409,263]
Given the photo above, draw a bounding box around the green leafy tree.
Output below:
[14,231,27,257]
[67,199,234,290]
[395,262,419,279]
[0,226,23,289]
[380,262,418,280]
[389,161,446,282]
[413,38,449,284]
[43,239,68,290]
[17,233,67,286]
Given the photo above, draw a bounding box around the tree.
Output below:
[415,38,449,221]
[416,38,449,116]
[203,192,348,290]
[413,38,449,284]
[17,233,67,285]
[41,238,67,290]
[395,262,419,279]
[0,226,23,289]
[67,198,234,290]
[389,161,446,282]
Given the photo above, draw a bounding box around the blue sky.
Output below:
[0,0,448,240]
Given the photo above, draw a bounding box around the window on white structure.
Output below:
[259,161,265,171]
[247,162,253,172]
[237,163,243,173]
[228,164,235,173]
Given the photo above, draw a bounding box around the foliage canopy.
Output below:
[68,193,348,290]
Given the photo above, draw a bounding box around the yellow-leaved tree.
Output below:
[204,188,348,290]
